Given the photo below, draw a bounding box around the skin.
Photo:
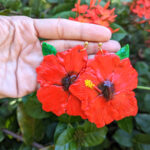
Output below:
[0,16,121,98]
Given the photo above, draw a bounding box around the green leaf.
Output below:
[85,0,106,6]
[138,94,150,113]
[23,93,49,119]
[138,77,150,87]
[117,117,133,133]
[111,23,127,41]
[0,9,11,15]
[135,114,150,134]
[46,0,59,3]
[135,62,149,76]
[22,7,32,16]
[0,117,5,128]
[55,142,77,150]
[52,11,76,19]
[52,3,74,14]
[116,44,129,60]
[55,121,107,148]
[40,145,55,150]
[133,133,150,144]
[81,139,111,150]
[54,123,68,143]
[56,126,75,145]
[113,129,133,147]
[46,122,57,140]
[29,0,42,17]
[5,0,22,10]
[144,48,150,61]
[0,99,17,117]
[133,143,150,150]
[79,121,108,147]
[17,103,44,145]
[0,131,5,142]
[42,42,57,56]
[4,115,17,132]
[19,144,37,150]
[58,114,83,124]
[55,124,78,150]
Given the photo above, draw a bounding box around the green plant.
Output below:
[0,0,150,150]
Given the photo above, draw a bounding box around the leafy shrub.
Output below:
[0,0,150,150]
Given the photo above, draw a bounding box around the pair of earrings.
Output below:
[81,41,130,60]
[82,41,103,54]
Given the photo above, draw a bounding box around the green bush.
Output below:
[0,0,150,149]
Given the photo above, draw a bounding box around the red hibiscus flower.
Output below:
[70,51,138,128]
[36,45,87,119]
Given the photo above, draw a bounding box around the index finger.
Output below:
[34,19,111,42]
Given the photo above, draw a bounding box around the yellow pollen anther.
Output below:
[85,80,95,89]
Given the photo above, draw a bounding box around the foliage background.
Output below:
[0,0,150,150]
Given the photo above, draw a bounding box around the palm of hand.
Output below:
[0,16,42,98]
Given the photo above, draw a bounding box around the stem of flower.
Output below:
[1,128,44,149]
[137,86,150,90]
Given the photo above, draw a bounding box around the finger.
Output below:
[42,40,121,54]
[88,55,95,59]
[34,18,111,42]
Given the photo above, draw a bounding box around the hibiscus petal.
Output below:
[84,96,115,128]
[36,55,66,86]
[83,91,138,128]
[69,69,99,110]
[37,85,68,116]
[88,53,120,80]
[57,45,87,74]
[111,91,138,120]
[112,58,138,92]
[67,95,87,119]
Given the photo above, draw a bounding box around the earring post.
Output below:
[98,42,103,54]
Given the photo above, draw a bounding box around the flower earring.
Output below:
[81,41,89,51]
[81,41,103,53]
[98,42,103,54]
[37,41,138,128]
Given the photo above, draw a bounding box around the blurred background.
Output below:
[0,0,150,150]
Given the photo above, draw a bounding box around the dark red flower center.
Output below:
[62,74,77,91]
[98,81,114,100]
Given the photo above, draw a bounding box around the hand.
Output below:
[0,16,121,98]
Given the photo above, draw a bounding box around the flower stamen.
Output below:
[85,79,102,93]
[85,79,95,89]
[62,74,77,91]
[98,80,114,100]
